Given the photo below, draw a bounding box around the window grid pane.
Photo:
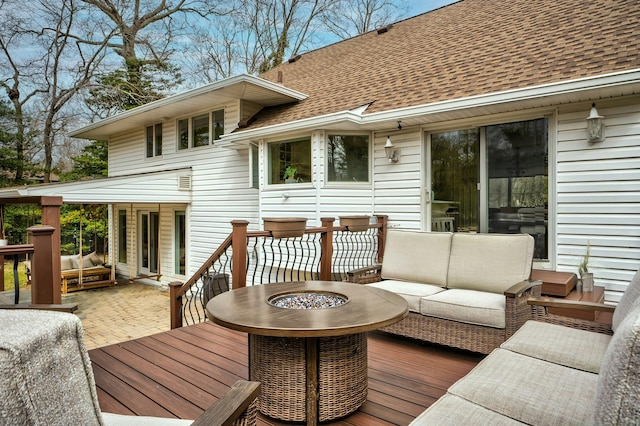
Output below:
[192,114,209,147]
[327,134,369,182]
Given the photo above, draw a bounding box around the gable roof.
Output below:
[247,0,640,131]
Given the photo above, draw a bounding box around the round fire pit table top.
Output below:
[206,281,408,338]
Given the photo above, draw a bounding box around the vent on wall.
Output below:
[178,175,192,190]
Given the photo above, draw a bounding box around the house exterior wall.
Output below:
[107,101,260,286]
[556,97,640,303]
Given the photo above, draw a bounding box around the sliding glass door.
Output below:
[429,117,548,260]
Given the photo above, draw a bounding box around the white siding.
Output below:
[556,98,640,302]
[372,131,423,229]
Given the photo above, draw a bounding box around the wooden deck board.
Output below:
[89,321,482,425]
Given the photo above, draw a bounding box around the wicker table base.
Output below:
[250,333,368,422]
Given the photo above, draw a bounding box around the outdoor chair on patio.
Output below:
[0,309,260,426]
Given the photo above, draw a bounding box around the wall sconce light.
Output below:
[384,136,398,163]
[586,103,605,143]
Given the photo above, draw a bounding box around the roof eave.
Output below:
[69,74,308,140]
[219,69,640,144]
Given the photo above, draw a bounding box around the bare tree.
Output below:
[0,0,108,183]
[321,0,407,39]
[80,0,228,112]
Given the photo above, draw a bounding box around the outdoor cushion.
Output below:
[612,267,640,332]
[501,320,611,373]
[410,394,525,425]
[60,254,77,271]
[592,302,640,424]
[73,256,95,269]
[381,230,452,287]
[447,233,534,293]
[449,348,598,425]
[366,280,444,313]
[0,310,103,425]
[421,289,506,328]
[420,289,505,328]
[87,251,104,266]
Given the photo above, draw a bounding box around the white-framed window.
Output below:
[146,123,163,157]
[177,109,224,150]
[327,134,370,182]
[267,137,311,184]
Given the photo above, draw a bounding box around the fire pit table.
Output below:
[206,281,408,425]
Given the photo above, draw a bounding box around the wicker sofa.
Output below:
[25,251,114,293]
[347,230,539,354]
[410,268,640,425]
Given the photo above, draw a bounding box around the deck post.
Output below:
[169,281,183,329]
[40,197,62,296]
[231,220,249,289]
[28,225,59,305]
[320,217,335,281]
[375,215,388,264]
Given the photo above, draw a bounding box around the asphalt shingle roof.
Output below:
[250,0,639,130]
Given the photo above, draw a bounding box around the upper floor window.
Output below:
[268,137,311,184]
[327,134,369,182]
[146,123,162,157]
[177,109,224,150]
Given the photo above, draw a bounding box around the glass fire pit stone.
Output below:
[269,291,348,309]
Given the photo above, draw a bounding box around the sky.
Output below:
[408,0,459,17]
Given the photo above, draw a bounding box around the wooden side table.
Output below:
[548,286,605,321]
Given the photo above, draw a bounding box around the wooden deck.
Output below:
[89,321,483,425]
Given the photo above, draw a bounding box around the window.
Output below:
[250,144,259,188]
[145,123,163,157]
[268,137,311,184]
[178,119,189,150]
[213,109,224,141]
[175,211,185,275]
[177,109,224,150]
[327,134,369,182]
[192,114,209,147]
[118,210,127,263]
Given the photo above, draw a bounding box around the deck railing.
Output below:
[169,215,388,329]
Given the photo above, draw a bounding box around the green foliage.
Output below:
[60,140,108,181]
[578,241,590,278]
[283,166,297,179]
[60,204,108,255]
[2,204,41,245]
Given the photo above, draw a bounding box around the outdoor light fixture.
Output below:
[586,103,605,143]
[384,136,398,163]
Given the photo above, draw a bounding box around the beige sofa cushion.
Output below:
[421,289,506,328]
[447,233,534,293]
[501,320,612,373]
[60,254,78,271]
[449,348,598,425]
[612,267,640,332]
[367,280,444,313]
[381,230,452,287]
[410,394,525,425]
[592,302,640,424]
[72,256,95,269]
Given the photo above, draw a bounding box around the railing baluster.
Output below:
[171,218,386,328]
